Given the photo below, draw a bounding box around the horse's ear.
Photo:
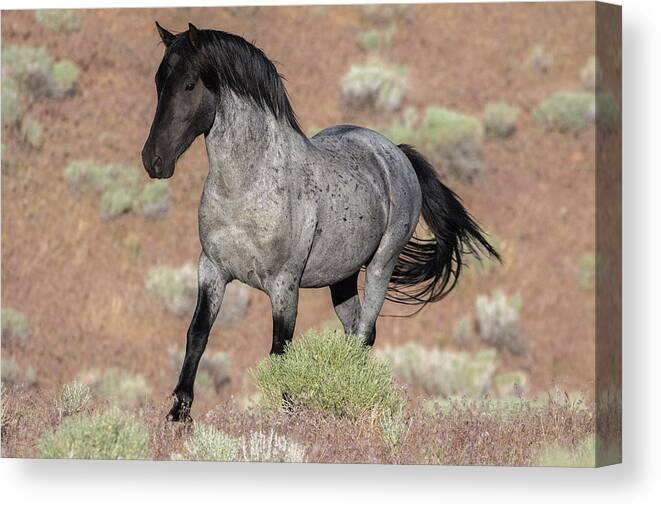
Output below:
[188,22,201,51]
[155,21,175,47]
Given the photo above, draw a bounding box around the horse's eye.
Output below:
[185,82,195,91]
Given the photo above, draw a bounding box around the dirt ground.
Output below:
[2,3,599,418]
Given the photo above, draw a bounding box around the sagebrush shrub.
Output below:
[357,24,397,53]
[64,160,114,191]
[1,358,21,385]
[38,409,150,460]
[420,107,483,180]
[2,45,80,103]
[484,102,519,139]
[138,180,170,218]
[193,370,217,396]
[254,330,404,418]
[217,282,251,327]
[527,44,553,73]
[379,411,410,450]
[594,94,620,133]
[357,30,381,52]
[1,358,35,387]
[63,161,166,220]
[1,45,54,99]
[34,10,81,33]
[21,117,43,149]
[380,343,498,398]
[145,264,197,317]
[184,423,240,461]
[534,91,594,133]
[475,290,526,355]
[380,106,418,144]
[240,429,306,463]
[452,314,473,346]
[534,91,619,134]
[64,161,139,192]
[382,107,484,182]
[95,369,150,409]
[1,308,29,344]
[52,59,79,95]
[56,380,91,418]
[100,185,139,219]
[169,347,231,392]
[200,352,231,391]
[340,57,408,112]
[1,78,21,127]
[148,268,250,321]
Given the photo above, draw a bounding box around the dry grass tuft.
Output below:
[56,380,91,419]
[1,308,29,345]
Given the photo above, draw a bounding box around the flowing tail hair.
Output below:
[387,144,500,308]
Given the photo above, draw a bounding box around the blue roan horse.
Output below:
[142,23,499,421]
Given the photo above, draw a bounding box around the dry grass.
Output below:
[2,386,603,466]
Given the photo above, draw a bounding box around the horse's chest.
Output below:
[197,189,299,288]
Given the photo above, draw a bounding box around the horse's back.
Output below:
[311,125,422,218]
[312,125,419,189]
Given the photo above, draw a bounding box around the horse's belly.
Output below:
[300,206,385,288]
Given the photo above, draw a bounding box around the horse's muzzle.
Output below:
[141,144,172,179]
[151,155,164,175]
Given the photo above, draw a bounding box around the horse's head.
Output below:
[141,22,216,179]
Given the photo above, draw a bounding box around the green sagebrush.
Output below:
[38,409,150,460]
[254,329,404,418]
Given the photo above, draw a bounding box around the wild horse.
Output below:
[142,23,499,421]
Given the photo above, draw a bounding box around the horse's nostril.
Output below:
[152,156,163,174]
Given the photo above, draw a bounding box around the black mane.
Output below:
[168,28,304,136]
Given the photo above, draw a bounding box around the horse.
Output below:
[142,23,499,421]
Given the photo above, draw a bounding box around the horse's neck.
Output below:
[204,92,308,195]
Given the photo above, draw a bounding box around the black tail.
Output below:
[387,144,500,307]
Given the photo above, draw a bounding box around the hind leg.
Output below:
[355,221,416,346]
[329,272,361,334]
[355,255,398,346]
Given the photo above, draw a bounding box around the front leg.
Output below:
[268,273,300,355]
[167,253,228,422]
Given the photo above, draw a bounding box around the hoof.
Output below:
[166,395,192,423]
